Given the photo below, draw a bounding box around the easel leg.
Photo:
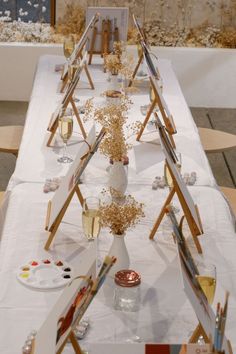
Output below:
[78,53,94,90]
[84,64,95,90]
[136,99,156,141]
[189,323,209,344]
[70,99,87,139]
[60,75,68,93]
[69,331,83,354]
[128,54,143,87]
[45,186,83,250]
[88,26,97,65]
[47,123,58,147]
[149,188,175,240]
[75,185,84,206]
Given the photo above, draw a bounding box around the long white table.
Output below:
[1,54,236,354]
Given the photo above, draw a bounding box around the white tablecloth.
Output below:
[8,55,215,188]
[0,183,236,354]
[1,54,235,354]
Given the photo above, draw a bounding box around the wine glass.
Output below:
[164,152,182,213]
[195,262,216,344]
[82,197,101,241]
[63,35,75,63]
[196,262,216,305]
[57,108,73,164]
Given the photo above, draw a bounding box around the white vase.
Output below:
[108,233,130,277]
[108,161,128,195]
[107,74,120,91]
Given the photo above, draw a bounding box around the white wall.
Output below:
[155,46,236,108]
[0,43,62,102]
[0,43,236,108]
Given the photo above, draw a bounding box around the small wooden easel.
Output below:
[28,331,83,354]
[137,80,177,148]
[149,159,203,254]
[47,97,86,147]
[45,185,84,250]
[88,18,119,65]
[60,53,95,93]
[57,331,83,354]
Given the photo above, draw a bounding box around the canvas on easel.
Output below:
[135,39,177,146]
[47,55,88,147]
[86,7,129,64]
[128,14,153,87]
[149,116,203,254]
[28,249,116,354]
[60,13,99,93]
[45,126,106,250]
[31,245,96,354]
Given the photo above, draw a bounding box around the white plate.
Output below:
[16,259,73,291]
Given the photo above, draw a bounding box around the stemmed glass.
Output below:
[82,197,101,241]
[195,262,216,344]
[63,35,75,64]
[196,262,216,305]
[57,108,73,164]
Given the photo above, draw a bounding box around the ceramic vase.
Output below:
[108,233,130,277]
[108,161,128,195]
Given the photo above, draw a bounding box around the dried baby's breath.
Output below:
[84,94,141,161]
[99,189,145,235]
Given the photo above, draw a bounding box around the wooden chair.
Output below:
[198,128,236,215]
[0,191,5,206]
[220,187,236,216]
[0,125,24,157]
[198,127,236,153]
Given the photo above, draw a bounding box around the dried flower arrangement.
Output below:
[104,41,134,79]
[84,94,140,162]
[55,2,85,39]
[99,190,145,235]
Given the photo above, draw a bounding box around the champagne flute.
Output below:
[82,197,101,241]
[196,262,216,305]
[57,108,73,164]
[63,35,75,63]
[195,262,216,344]
[164,152,182,213]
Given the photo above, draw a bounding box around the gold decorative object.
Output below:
[84,94,141,162]
[99,190,145,235]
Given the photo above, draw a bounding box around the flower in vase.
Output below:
[99,189,145,235]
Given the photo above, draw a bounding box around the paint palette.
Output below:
[16,259,73,291]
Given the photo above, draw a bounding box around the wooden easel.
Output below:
[45,185,84,250]
[57,330,83,354]
[60,52,95,93]
[28,331,82,354]
[47,97,87,147]
[128,49,144,87]
[137,80,177,148]
[189,323,233,354]
[88,19,119,65]
[149,159,203,254]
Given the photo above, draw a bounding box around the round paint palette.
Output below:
[16,259,73,291]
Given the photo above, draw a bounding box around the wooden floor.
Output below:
[191,107,236,188]
[0,102,235,190]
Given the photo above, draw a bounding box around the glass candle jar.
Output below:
[114,270,141,312]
